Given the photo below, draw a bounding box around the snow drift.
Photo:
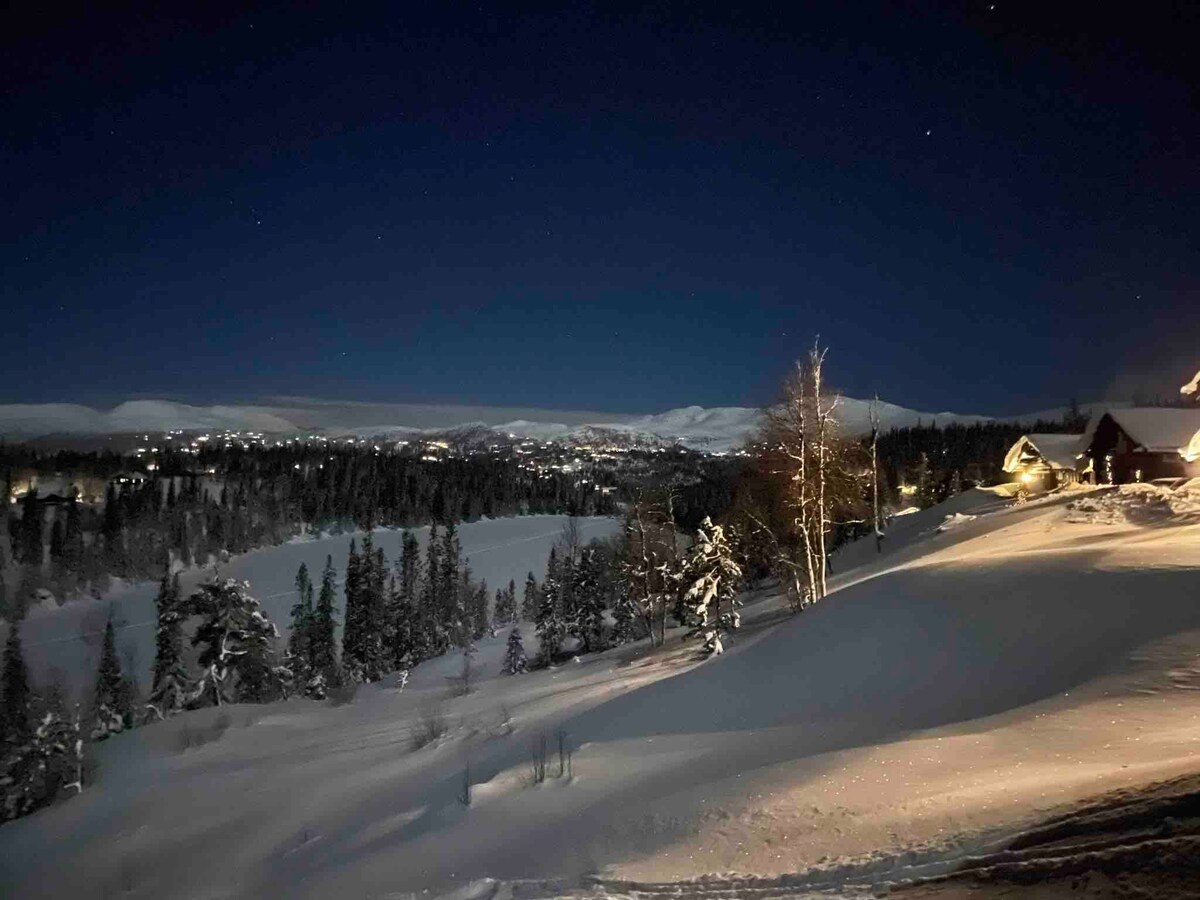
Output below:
[4,489,1200,899]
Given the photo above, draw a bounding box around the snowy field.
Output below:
[14,515,621,697]
[3,488,1200,899]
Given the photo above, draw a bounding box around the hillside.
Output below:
[0,396,1010,451]
[3,484,1200,898]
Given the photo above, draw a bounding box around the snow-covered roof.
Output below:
[1081,407,1200,455]
[1182,428,1200,463]
[1002,433,1081,472]
[1182,369,1200,397]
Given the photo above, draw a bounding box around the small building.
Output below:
[1002,433,1082,491]
[1080,408,1200,484]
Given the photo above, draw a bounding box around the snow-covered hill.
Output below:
[0,395,1021,451]
[4,484,1200,898]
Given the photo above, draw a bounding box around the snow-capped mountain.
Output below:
[0,396,1061,452]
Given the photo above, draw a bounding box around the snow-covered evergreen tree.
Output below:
[503,625,528,674]
[1,620,31,749]
[470,579,490,641]
[189,577,289,706]
[147,572,190,721]
[1,697,84,823]
[682,517,743,655]
[493,579,516,626]
[421,524,448,655]
[287,562,315,684]
[341,539,366,681]
[535,548,567,665]
[522,571,539,621]
[571,547,606,653]
[309,555,339,685]
[388,530,422,668]
[90,614,134,739]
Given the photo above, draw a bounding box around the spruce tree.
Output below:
[147,573,189,720]
[572,548,606,653]
[522,572,539,621]
[0,621,31,748]
[19,489,43,567]
[470,580,490,641]
[341,538,366,681]
[308,555,339,692]
[91,614,134,739]
[391,531,423,666]
[439,523,463,644]
[681,518,744,655]
[189,578,288,706]
[421,524,447,655]
[535,548,566,665]
[503,625,528,675]
[63,498,85,580]
[287,562,315,685]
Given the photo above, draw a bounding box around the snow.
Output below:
[935,512,977,531]
[1182,368,1200,397]
[10,515,620,697]
[5,489,1200,898]
[0,397,1004,450]
[1182,426,1200,463]
[1080,406,1200,454]
[1065,481,1200,525]
[1001,433,1081,472]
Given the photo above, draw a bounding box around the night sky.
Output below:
[4,3,1197,415]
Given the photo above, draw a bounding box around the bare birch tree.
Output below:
[751,340,866,609]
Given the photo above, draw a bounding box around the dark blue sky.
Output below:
[4,2,1197,414]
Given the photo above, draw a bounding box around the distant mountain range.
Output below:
[0,396,1092,453]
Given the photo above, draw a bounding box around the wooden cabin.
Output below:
[1080,408,1200,484]
[1002,433,1082,491]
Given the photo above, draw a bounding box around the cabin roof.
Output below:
[1082,407,1200,455]
[1002,433,1081,472]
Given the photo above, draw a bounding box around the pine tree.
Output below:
[147,573,189,720]
[681,518,743,655]
[189,578,288,706]
[503,625,528,674]
[91,614,134,739]
[0,621,31,749]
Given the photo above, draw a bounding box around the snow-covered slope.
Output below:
[0,396,1004,451]
[4,485,1200,898]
